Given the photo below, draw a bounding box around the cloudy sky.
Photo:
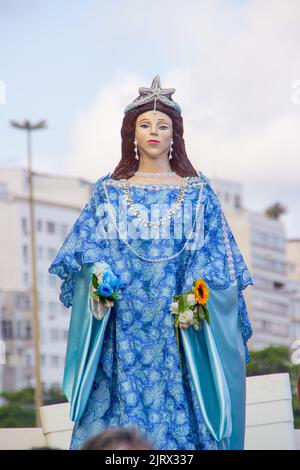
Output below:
[0,0,299,236]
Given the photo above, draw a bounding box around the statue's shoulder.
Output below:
[94,172,111,187]
[197,171,221,208]
[91,172,111,198]
[197,170,212,185]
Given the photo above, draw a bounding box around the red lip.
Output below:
[147,140,160,143]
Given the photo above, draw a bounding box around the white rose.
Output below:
[92,261,106,276]
[186,293,196,305]
[169,302,179,314]
[179,309,194,323]
[89,297,112,320]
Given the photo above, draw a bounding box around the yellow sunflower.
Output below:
[193,279,209,305]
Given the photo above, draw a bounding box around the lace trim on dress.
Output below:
[105,176,202,190]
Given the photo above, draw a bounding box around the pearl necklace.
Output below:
[134,171,177,178]
[102,180,205,263]
[120,177,188,229]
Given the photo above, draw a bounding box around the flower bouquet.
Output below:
[169,279,211,369]
[89,261,123,320]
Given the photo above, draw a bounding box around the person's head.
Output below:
[80,426,155,450]
[110,101,198,180]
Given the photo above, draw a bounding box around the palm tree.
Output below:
[264,202,287,220]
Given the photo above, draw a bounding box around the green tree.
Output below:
[0,386,67,428]
[264,202,287,220]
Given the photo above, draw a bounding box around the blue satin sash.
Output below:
[63,263,112,422]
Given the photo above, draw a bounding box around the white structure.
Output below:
[210,177,243,213]
[211,177,291,351]
[247,212,290,349]
[287,240,300,352]
[0,167,92,391]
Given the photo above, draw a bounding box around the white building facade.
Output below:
[0,167,92,392]
[211,176,292,351]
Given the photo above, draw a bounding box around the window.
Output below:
[48,301,57,315]
[21,217,28,235]
[23,272,29,286]
[50,329,59,341]
[24,353,32,368]
[22,244,28,263]
[51,382,60,389]
[16,293,31,311]
[1,320,13,339]
[36,219,43,232]
[37,246,43,258]
[274,281,285,290]
[50,355,60,367]
[38,299,44,312]
[251,231,285,251]
[253,255,287,273]
[15,321,21,339]
[48,276,56,288]
[38,273,44,286]
[61,223,68,239]
[26,376,33,387]
[47,247,56,260]
[234,194,241,209]
[40,328,46,342]
[0,182,7,199]
[25,321,32,340]
[47,221,55,234]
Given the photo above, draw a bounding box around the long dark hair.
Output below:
[110,101,198,180]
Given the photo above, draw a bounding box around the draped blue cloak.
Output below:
[48,171,254,450]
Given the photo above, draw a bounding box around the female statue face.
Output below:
[135,110,173,161]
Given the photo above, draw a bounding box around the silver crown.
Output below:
[124,74,182,115]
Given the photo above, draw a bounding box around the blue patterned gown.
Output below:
[48,171,253,450]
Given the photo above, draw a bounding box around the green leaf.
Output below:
[178,297,185,313]
[203,305,211,325]
[92,274,98,289]
[198,304,205,320]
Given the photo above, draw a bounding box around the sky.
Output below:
[0,0,299,237]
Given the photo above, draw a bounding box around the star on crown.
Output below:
[124,75,182,114]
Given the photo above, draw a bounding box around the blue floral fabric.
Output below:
[48,171,254,450]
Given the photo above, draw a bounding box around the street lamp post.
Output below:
[10,119,47,428]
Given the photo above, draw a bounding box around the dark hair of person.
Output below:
[110,101,198,181]
[80,426,155,450]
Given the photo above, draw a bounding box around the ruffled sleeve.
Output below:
[200,171,254,363]
[48,173,111,308]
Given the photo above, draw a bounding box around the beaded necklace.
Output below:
[120,177,188,229]
[102,180,204,262]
